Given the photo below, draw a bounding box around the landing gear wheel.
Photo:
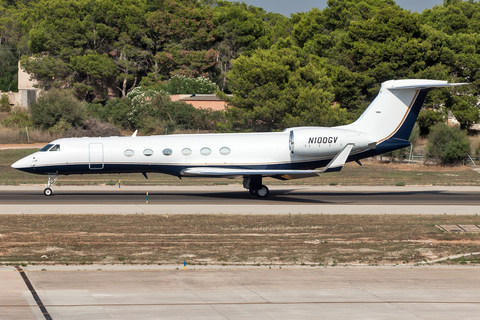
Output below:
[44,188,53,196]
[256,185,269,198]
[249,189,257,195]
[44,173,58,196]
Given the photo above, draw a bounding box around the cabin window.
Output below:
[200,147,211,156]
[49,144,60,152]
[124,149,134,157]
[219,147,230,155]
[39,144,53,152]
[182,148,192,156]
[143,149,154,156]
[163,148,173,156]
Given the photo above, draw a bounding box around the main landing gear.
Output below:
[44,173,58,196]
[244,176,269,198]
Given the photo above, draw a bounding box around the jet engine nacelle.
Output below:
[288,127,371,157]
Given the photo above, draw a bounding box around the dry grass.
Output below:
[1,214,479,266]
[0,126,59,144]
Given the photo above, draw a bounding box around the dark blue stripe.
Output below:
[18,159,340,176]
[391,89,428,141]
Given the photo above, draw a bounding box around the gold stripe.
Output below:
[378,90,419,144]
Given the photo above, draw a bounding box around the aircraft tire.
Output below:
[256,185,269,198]
[44,188,53,196]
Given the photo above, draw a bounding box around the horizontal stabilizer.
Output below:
[387,81,469,90]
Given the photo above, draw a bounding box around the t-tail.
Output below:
[342,79,468,155]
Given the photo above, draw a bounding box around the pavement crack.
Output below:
[14,265,52,320]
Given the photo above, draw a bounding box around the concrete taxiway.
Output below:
[2,265,480,320]
[2,185,480,319]
[1,185,480,214]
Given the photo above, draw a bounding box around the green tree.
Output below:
[211,1,267,91]
[224,39,348,131]
[21,0,149,100]
[0,47,18,92]
[144,0,218,83]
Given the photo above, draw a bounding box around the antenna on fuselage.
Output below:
[132,130,138,137]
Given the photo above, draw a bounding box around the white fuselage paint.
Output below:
[13,128,369,175]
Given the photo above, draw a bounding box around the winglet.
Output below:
[320,143,354,173]
[132,130,138,137]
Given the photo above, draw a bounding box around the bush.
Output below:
[87,87,226,134]
[64,118,121,137]
[30,89,86,131]
[144,93,226,132]
[2,109,33,128]
[87,98,133,130]
[426,123,470,165]
[0,94,11,112]
[48,118,72,135]
[124,90,226,134]
[165,75,219,94]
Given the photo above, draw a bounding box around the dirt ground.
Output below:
[0,143,45,150]
[1,214,479,267]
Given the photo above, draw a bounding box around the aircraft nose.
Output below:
[11,159,23,169]
[11,156,34,171]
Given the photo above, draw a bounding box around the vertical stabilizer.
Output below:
[343,79,468,152]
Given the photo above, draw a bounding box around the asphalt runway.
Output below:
[1,185,480,214]
[1,185,480,205]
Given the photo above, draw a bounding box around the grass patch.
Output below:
[438,254,480,265]
[0,214,479,266]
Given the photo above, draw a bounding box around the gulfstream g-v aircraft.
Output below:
[12,79,467,197]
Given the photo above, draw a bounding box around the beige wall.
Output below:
[185,100,228,111]
[170,95,229,111]
[18,61,37,90]
[0,91,21,108]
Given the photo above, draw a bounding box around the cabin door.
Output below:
[89,143,104,170]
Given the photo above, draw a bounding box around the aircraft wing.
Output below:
[180,167,322,179]
[180,144,354,180]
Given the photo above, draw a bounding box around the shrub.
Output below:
[0,94,11,112]
[87,87,226,134]
[165,75,219,94]
[426,123,470,165]
[64,118,121,137]
[87,98,133,130]
[2,109,33,128]
[30,89,86,131]
[48,118,72,135]
[125,90,226,134]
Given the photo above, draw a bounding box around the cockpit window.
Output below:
[39,144,54,152]
[49,144,60,151]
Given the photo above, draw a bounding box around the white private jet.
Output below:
[12,79,467,197]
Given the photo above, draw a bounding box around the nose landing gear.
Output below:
[44,173,58,196]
